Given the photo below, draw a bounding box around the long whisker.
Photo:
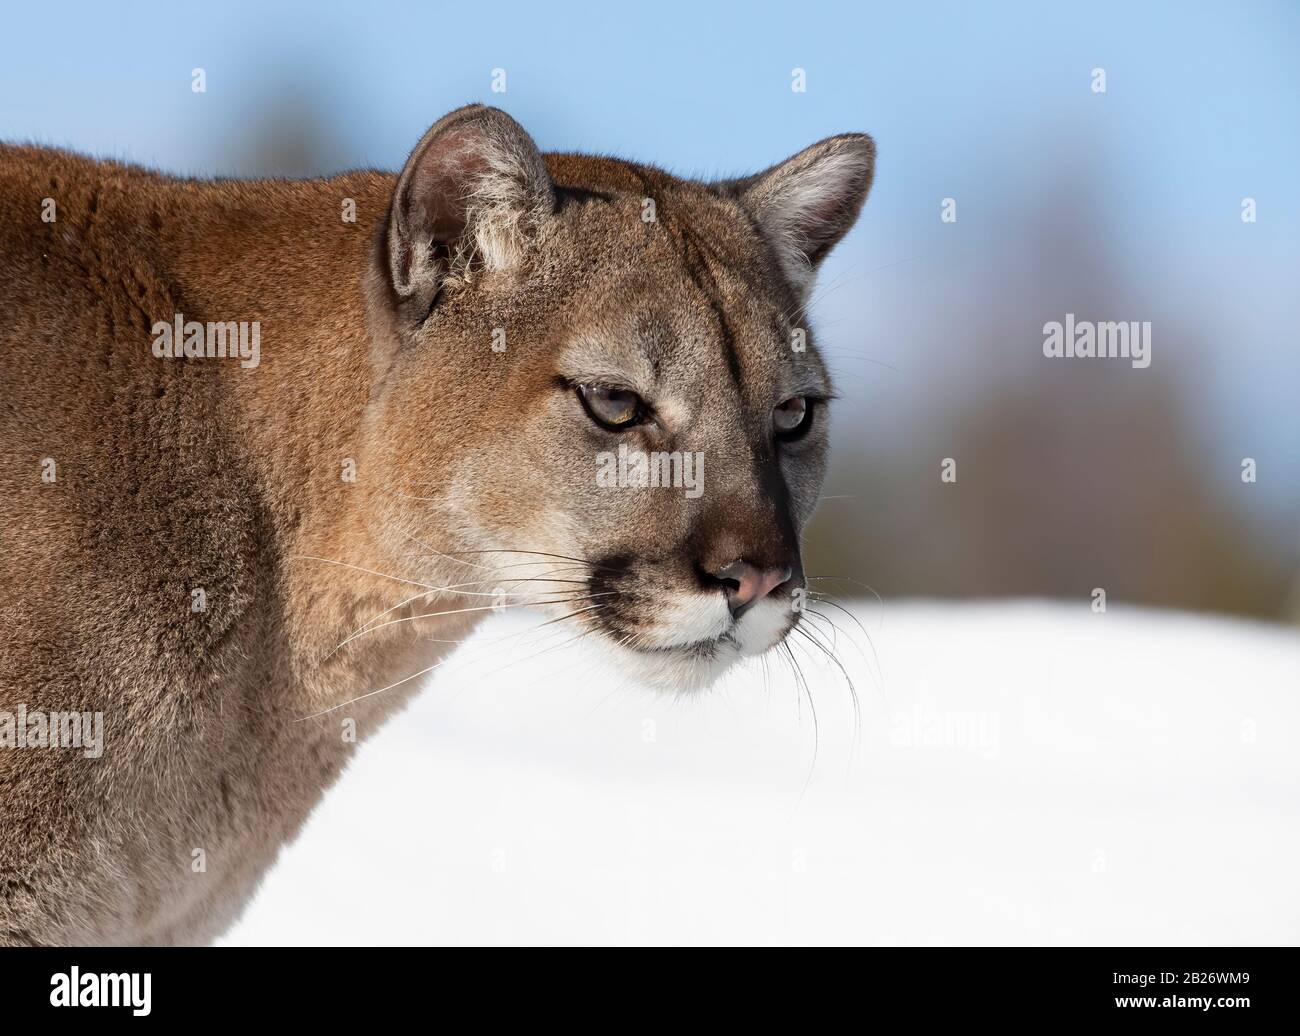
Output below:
[458,619,605,685]
[426,601,607,665]
[287,555,442,591]
[298,658,453,720]
[298,603,608,721]
[387,518,614,576]
[808,596,884,691]
[434,548,618,573]
[398,554,592,578]
[791,621,862,771]
[330,592,617,654]
[803,605,877,686]
[396,528,492,572]
[395,529,602,582]
[778,640,820,807]
[323,587,437,661]
[806,575,886,613]
[323,575,602,662]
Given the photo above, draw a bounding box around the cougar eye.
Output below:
[774,396,813,440]
[576,383,646,430]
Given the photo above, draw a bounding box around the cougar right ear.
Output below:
[716,133,875,299]
[386,104,554,314]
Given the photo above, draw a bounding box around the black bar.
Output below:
[0,947,1289,1022]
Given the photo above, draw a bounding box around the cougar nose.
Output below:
[711,560,794,620]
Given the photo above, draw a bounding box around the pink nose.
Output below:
[713,560,793,619]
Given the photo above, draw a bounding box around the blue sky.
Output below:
[4,0,1297,555]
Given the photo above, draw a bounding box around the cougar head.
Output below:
[369,104,874,690]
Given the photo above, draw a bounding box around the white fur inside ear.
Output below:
[389,107,553,301]
[763,150,872,291]
[733,135,875,296]
[457,135,550,277]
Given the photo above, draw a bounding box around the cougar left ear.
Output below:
[718,133,875,296]
[387,104,554,315]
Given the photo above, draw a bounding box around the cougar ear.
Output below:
[719,133,875,296]
[386,104,554,313]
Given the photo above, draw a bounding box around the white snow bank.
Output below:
[221,600,1300,946]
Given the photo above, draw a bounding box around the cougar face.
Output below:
[372,105,874,690]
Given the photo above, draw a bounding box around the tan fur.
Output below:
[0,106,872,944]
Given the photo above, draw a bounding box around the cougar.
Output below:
[0,104,874,944]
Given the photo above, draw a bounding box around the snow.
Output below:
[221,600,1300,945]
